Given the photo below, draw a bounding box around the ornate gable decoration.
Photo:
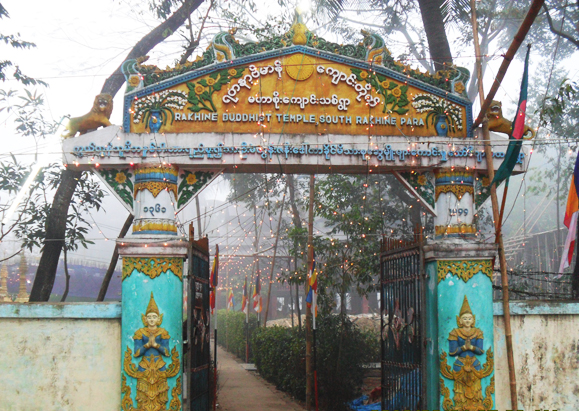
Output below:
[122,21,472,138]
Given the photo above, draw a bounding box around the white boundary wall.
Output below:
[0,303,121,411]
[494,301,579,411]
[1,301,578,410]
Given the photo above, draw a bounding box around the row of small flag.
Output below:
[225,274,263,313]
[209,245,319,322]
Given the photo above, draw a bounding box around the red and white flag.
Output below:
[559,153,579,274]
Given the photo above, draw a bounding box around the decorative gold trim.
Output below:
[434,170,475,200]
[168,377,182,411]
[435,224,477,236]
[133,220,178,234]
[134,166,179,177]
[285,54,315,80]
[122,257,183,281]
[440,349,494,410]
[134,181,178,199]
[435,170,473,179]
[483,376,495,410]
[121,374,135,411]
[440,377,453,411]
[435,184,474,201]
[437,259,492,283]
[123,347,181,411]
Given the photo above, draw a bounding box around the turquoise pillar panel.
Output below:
[120,257,184,411]
[437,262,495,410]
[424,260,439,411]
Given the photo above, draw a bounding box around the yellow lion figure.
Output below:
[487,100,535,139]
[62,93,113,138]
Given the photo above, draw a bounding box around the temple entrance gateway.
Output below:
[61,14,526,411]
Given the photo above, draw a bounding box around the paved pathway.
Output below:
[216,345,306,411]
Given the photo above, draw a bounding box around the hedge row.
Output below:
[253,314,379,411]
[215,309,259,361]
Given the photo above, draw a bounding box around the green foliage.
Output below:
[0,89,56,139]
[187,68,245,113]
[0,6,47,86]
[253,325,306,399]
[149,0,181,20]
[351,68,409,114]
[216,309,259,361]
[13,164,105,252]
[529,79,579,200]
[0,89,106,253]
[312,174,418,313]
[253,314,379,410]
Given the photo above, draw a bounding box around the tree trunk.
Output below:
[100,0,205,96]
[340,273,347,317]
[32,0,205,301]
[416,0,453,71]
[287,175,303,330]
[29,169,81,301]
[60,247,70,302]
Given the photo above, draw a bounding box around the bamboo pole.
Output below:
[263,190,287,326]
[472,0,545,129]
[471,1,518,408]
[305,175,315,410]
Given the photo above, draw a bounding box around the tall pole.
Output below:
[472,0,545,128]
[305,175,315,410]
[264,190,287,326]
[195,195,202,238]
[471,1,517,408]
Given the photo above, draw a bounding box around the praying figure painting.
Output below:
[122,292,181,411]
[440,295,494,411]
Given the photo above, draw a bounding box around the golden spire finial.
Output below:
[456,295,476,327]
[459,295,472,317]
[146,292,160,316]
[289,6,310,45]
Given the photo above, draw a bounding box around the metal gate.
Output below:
[186,232,211,411]
[380,234,425,410]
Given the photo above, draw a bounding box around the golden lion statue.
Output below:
[62,93,113,138]
[487,100,535,139]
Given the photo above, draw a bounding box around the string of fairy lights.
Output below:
[2,24,575,302]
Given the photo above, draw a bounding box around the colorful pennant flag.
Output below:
[306,250,318,328]
[209,245,219,314]
[253,273,262,313]
[227,289,235,311]
[559,153,579,274]
[492,45,531,186]
[241,276,249,316]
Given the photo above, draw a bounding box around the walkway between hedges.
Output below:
[216,345,306,411]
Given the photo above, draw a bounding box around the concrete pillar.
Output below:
[118,163,187,411]
[0,263,10,302]
[15,252,29,303]
[425,168,497,410]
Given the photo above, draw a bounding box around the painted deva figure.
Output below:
[441,295,493,411]
[124,292,180,411]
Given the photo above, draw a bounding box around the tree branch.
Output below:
[101,0,205,96]
[96,214,134,301]
[543,4,579,49]
[179,0,213,65]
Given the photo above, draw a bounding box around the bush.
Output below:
[253,314,378,411]
[253,325,306,400]
[216,309,259,361]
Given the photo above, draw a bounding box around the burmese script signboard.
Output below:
[123,50,472,139]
